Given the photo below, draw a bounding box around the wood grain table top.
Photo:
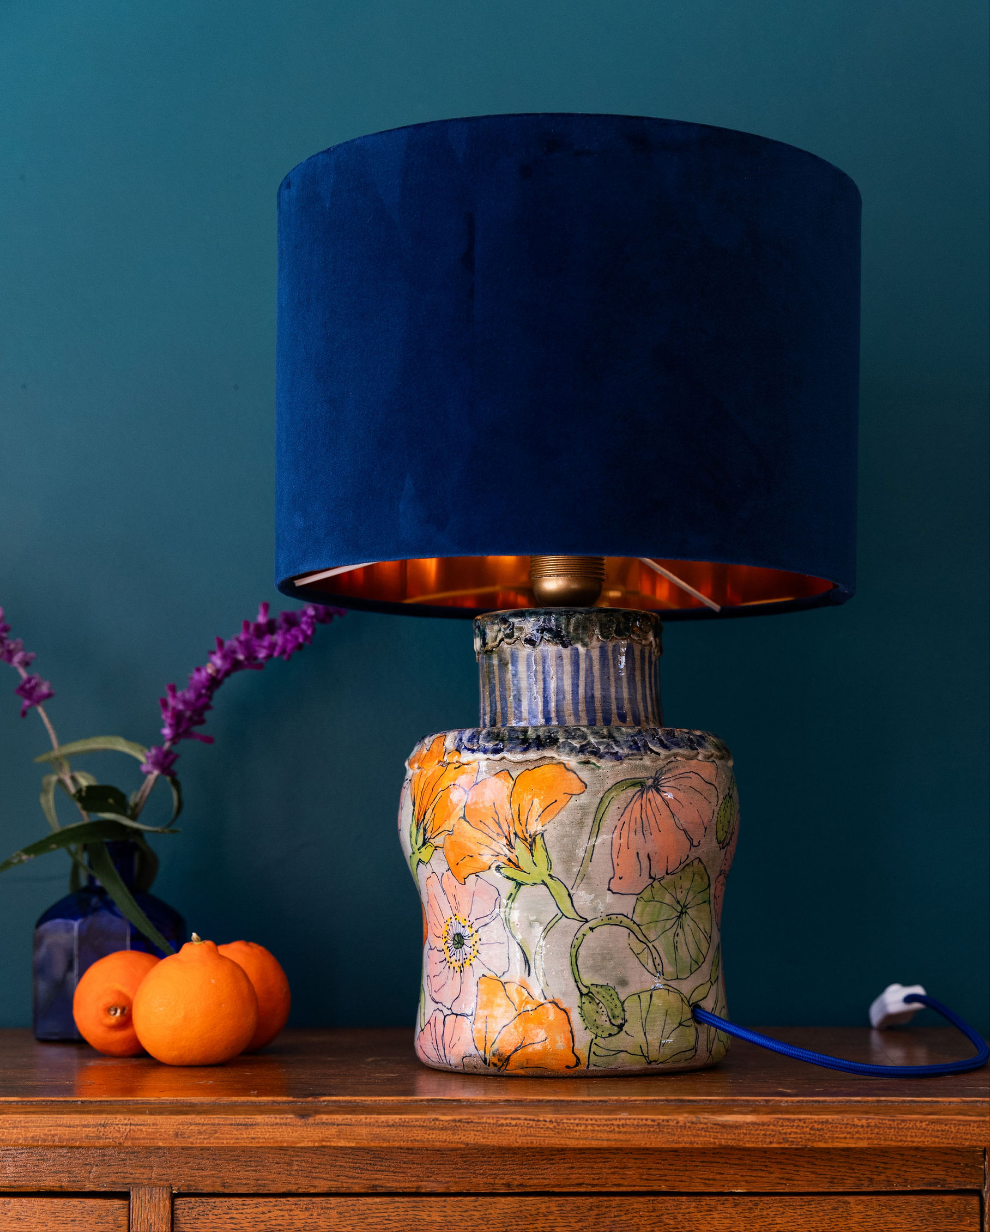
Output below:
[0,1026,986,1150]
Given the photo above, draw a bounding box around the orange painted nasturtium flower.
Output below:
[473,974,580,1072]
[407,736,478,873]
[445,763,586,884]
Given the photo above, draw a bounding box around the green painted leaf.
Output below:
[716,791,736,847]
[631,858,712,979]
[579,984,626,1038]
[590,987,697,1068]
[704,978,731,1062]
[74,784,131,816]
[34,736,148,765]
[85,842,174,954]
[688,945,721,1006]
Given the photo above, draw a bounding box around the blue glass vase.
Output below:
[33,839,185,1041]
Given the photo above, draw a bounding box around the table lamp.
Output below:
[275,114,860,1075]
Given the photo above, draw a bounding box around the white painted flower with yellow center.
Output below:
[425,869,508,1014]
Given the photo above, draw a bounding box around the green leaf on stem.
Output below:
[35,736,148,764]
[91,811,181,834]
[579,983,626,1038]
[0,819,173,874]
[631,858,712,979]
[73,784,131,816]
[39,775,61,832]
[84,841,174,954]
[131,835,160,893]
[166,775,183,824]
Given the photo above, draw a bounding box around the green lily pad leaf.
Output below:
[687,944,721,1006]
[631,858,712,979]
[579,983,626,1038]
[704,979,731,1062]
[716,791,736,847]
[35,736,148,765]
[74,784,131,816]
[590,987,697,1068]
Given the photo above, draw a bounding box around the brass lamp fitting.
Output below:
[529,555,605,607]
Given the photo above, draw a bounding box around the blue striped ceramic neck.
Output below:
[474,609,663,728]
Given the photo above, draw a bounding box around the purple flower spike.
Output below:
[152,602,343,772]
[14,674,55,718]
[141,745,179,776]
[1,608,38,670]
[2,607,53,715]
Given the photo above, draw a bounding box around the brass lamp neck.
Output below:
[529,555,605,607]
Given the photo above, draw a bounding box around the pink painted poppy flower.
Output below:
[425,869,509,1014]
[416,1009,481,1070]
[609,760,719,895]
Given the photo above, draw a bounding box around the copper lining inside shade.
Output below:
[291,556,834,615]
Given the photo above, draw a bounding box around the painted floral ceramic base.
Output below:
[400,726,738,1076]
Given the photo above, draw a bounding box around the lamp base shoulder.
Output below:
[414,725,731,766]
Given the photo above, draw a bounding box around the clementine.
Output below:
[217,940,291,1051]
[131,934,258,1066]
[72,950,160,1056]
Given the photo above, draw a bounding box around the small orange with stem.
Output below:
[132,934,258,1066]
[72,950,160,1056]
[218,941,291,1051]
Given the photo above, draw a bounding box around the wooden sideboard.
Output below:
[0,1026,986,1230]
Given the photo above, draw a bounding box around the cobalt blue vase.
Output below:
[33,840,185,1041]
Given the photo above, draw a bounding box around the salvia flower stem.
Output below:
[131,601,343,818]
[0,607,82,819]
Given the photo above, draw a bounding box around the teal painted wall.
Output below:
[1,0,987,1033]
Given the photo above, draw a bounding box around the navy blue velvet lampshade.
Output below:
[275,114,860,619]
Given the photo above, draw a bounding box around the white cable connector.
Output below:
[869,983,927,1029]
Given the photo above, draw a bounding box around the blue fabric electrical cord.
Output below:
[693,995,989,1076]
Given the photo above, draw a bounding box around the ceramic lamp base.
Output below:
[400,610,738,1076]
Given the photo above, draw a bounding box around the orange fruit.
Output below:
[131,934,259,1066]
[218,941,291,1052]
[72,950,160,1056]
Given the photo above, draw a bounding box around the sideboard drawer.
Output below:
[0,1196,129,1230]
[173,1192,981,1231]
